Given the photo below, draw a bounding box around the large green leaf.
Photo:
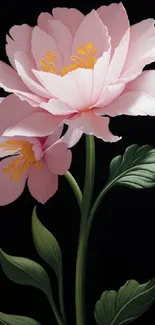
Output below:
[107,144,155,189]
[0,312,41,325]
[94,279,155,325]
[32,207,62,279]
[0,248,52,303]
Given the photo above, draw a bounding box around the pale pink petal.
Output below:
[97,91,155,117]
[97,3,129,55]
[31,26,62,71]
[28,159,58,203]
[0,61,44,105]
[40,98,76,115]
[33,68,93,110]
[66,112,121,142]
[95,81,125,107]
[59,126,83,148]
[0,156,27,205]
[45,142,72,175]
[14,51,51,98]
[43,124,64,150]
[52,7,84,36]
[72,10,110,59]
[91,51,110,105]
[37,12,53,33]
[122,19,155,79]
[106,28,130,82]
[48,20,73,67]
[3,111,64,137]
[6,24,33,69]
[17,93,44,106]
[0,98,4,104]
[0,94,37,135]
[125,70,155,96]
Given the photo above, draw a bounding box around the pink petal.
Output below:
[33,68,94,110]
[0,98,4,104]
[95,81,125,108]
[31,26,62,71]
[37,12,53,33]
[0,61,44,106]
[3,111,64,137]
[6,24,33,69]
[52,7,84,36]
[91,51,110,105]
[43,124,64,150]
[0,94,36,135]
[98,91,155,117]
[0,156,27,205]
[14,51,51,98]
[48,20,73,67]
[45,142,72,175]
[97,3,129,56]
[66,112,121,142]
[28,159,58,203]
[59,126,83,148]
[106,28,130,82]
[122,19,155,79]
[125,70,155,96]
[40,98,77,115]
[72,10,110,59]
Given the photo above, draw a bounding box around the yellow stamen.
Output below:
[40,42,98,76]
[1,141,42,182]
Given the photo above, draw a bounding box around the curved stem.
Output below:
[58,271,67,325]
[88,182,113,228]
[64,171,82,210]
[75,135,95,325]
[48,294,65,325]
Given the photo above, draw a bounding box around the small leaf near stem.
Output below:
[0,248,65,325]
[88,144,155,227]
[32,208,67,325]
[0,312,41,325]
[75,135,95,325]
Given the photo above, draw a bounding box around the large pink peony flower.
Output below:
[1,3,155,141]
[0,109,82,205]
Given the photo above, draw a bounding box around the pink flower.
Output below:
[1,3,155,141]
[0,122,82,205]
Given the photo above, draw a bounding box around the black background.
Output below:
[0,0,155,324]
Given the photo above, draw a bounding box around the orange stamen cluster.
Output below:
[40,42,98,76]
[0,141,41,182]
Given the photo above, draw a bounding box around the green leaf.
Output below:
[94,279,155,325]
[107,144,155,189]
[32,207,62,279]
[0,248,52,303]
[0,312,41,325]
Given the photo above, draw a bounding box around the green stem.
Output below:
[64,171,82,210]
[75,135,95,325]
[88,182,113,229]
[48,294,65,325]
[58,271,67,325]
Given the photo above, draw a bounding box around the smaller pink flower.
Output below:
[0,125,82,205]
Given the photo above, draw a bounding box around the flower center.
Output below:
[40,42,98,76]
[0,140,42,182]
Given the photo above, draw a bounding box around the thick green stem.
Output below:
[64,171,82,210]
[75,135,95,325]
